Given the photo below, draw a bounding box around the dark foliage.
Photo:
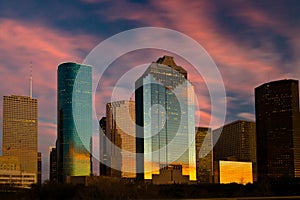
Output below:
[1,177,300,199]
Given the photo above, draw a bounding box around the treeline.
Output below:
[1,177,300,199]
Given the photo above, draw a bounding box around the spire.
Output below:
[30,61,32,98]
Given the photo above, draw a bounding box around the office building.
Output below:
[0,156,36,188]
[2,95,38,181]
[135,56,196,183]
[57,62,92,183]
[49,147,57,182]
[99,117,108,176]
[106,100,136,179]
[195,127,213,183]
[152,165,189,184]
[213,120,257,181]
[255,79,300,179]
[37,152,42,185]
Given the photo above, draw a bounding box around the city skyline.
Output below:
[0,1,300,182]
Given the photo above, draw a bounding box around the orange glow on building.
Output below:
[219,160,253,185]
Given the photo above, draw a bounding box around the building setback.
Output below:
[2,95,38,181]
[255,79,300,179]
[57,62,92,183]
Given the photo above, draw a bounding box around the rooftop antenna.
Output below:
[30,61,32,98]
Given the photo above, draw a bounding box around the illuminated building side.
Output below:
[106,101,136,179]
[136,56,196,182]
[218,160,253,185]
[213,120,257,181]
[0,156,36,188]
[2,95,38,181]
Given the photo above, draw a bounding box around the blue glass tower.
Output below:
[136,56,196,182]
[57,62,92,183]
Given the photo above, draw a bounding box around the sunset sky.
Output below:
[1,0,300,181]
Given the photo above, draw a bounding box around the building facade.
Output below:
[2,95,38,181]
[195,127,213,183]
[215,160,253,185]
[0,156,36,188]
[57,62,92,183]
[49,147,57,182]
[106,101,136,179]
[135,56,196,182]
[37,152,41,185]
[99,117,108,176]
[213,120,257,181]
[255,79,300,179]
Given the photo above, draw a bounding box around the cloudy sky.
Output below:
[1,0,300,181]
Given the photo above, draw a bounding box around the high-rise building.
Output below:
[37,152,42,185]
[255,79,300,179]
[99,117,108,176]
[195,127,213,183]
[0,156,36,188]
[49,147,57,182]
[135,56,196,183]
[2,95,38,180]
[106,100,136,179]
[57,62,92,183]
[213,120,257,181]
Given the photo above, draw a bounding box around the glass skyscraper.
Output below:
[255,79,300,179]
[135,56,196,182]
[57,62,92,183]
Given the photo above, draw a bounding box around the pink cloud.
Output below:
[0,18,98,180]
[96,0,300,129]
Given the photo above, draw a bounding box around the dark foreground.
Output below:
[1,177,300,199]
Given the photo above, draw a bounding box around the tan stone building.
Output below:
[2,95,38,180]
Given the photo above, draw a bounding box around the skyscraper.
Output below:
[195,127,213,183]
[37,152,42,185]
[49,147,57,182]
[213,120,257,181]
[255,79,300,179]
[57,62,92,183]
[2,95,38,179]
[135,56,196,182]
[106,100,136,179]
[99,117,108,176]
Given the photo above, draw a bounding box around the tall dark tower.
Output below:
[99,117,107,176]
[255,79,300,180]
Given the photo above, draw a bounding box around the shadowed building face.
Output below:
[255,79,300,179]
